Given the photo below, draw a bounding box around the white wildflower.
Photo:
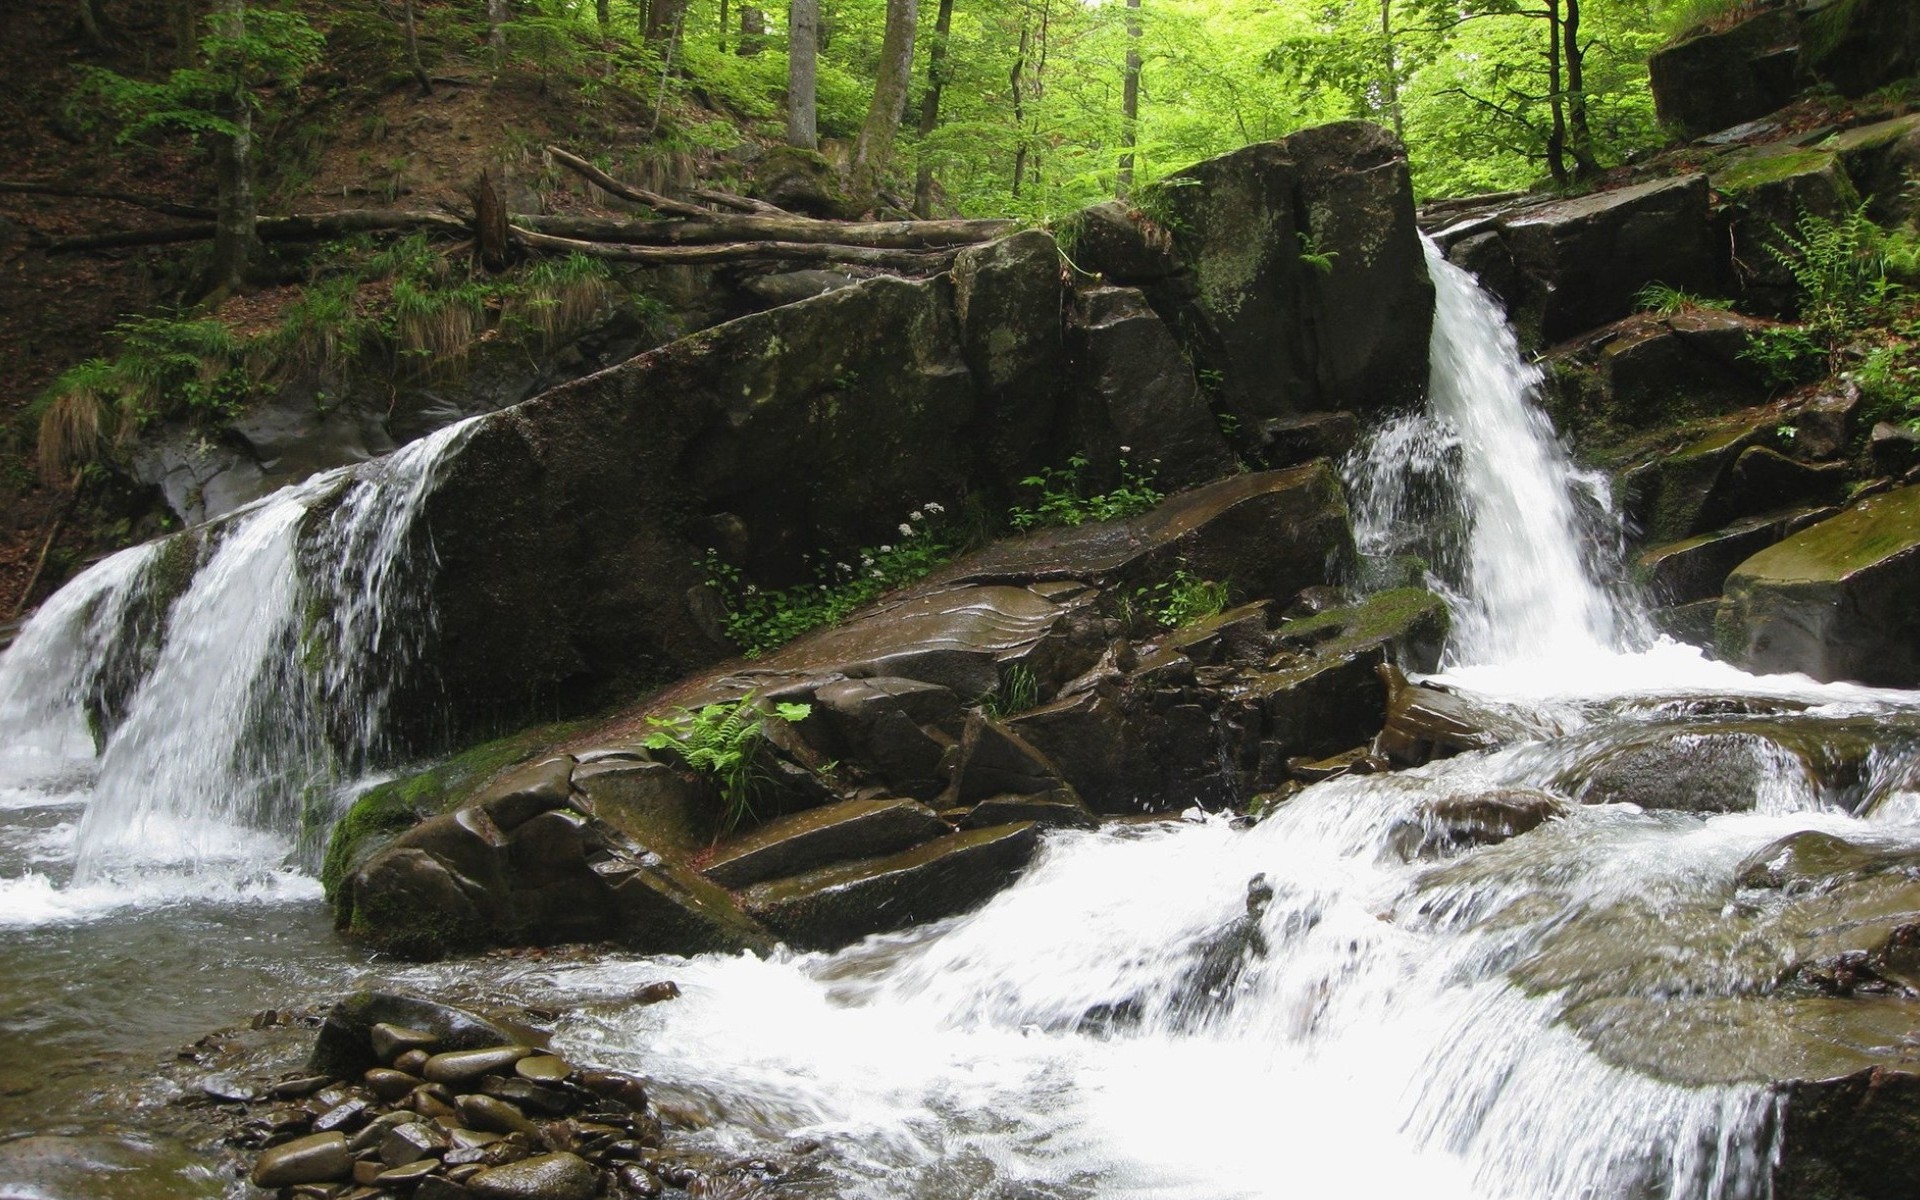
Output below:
[879,545,893,553]
[898,523,914,537]
[925,501,945,514]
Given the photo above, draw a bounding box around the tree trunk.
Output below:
[596,0,611,38]
[403,0,433,95]
[76,0,109,50]
[488,0,508,54]
[171,0,197,66]
[787,0,818,148]
[912,0,956,216]
[519,211,1016,248]
[738,6,766,54]
[1010,20,1028,197]
[1543,0,1568,187]
[471,172,511,271]
[646,0,686,43]
[718,0,728,48]
[208,0,254,295]
[1379,0,1403,140]
[1563,0,1598,180]
[849,0,919,203]
[1117,0,1140,195]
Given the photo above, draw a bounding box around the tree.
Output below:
[1117,0,1141,193]
[787,0,819,148]
[912,0,958,215]
[850,0,919,202]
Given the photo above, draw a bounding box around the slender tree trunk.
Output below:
[77,0,110,50]
[849,0,918,202]
[912,0,956,216]
[1563,0,1597,180]
[718,0,728,48]
[403,0,433,94]
[1117,0,1140,195]
[787,0,818,148]
[596,0,611,38]
[1544,0,1568,187]
[1379,0,1404,141]
[739,5,766,53]
[1010,17,1028,197]
[488,0,509,54]
[646,0,686,43]
[209,0,254,295]
[171,0,197,66]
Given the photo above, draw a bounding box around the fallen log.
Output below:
[516,211,1016,249]
[544,145,711,218]
[511,225,958,269]
[46,208,470,252]
[687,187,793,217]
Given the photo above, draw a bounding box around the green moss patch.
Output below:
[1730,485,1920,584]
[1711,150,1841,195]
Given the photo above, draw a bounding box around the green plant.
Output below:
[502,252,613,348]
[1739,324,1827,386]
[1769,203,1909,347]
[1008,453,1164,531]
[979,664,1041,718]
[1298,232,1338,276]
[1633,281,1733,316]
[1134,567,1230,629]
[705,504,955,657]
[642,695,812,833]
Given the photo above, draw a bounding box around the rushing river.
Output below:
[5,243,1920,1200]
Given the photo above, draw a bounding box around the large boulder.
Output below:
[1543,311,1775,444]
[1068,286,1236,488]
[1716,485,1920,686]
[1710,148,1858,308]
[1803,0,1920,100]
[1647,8,1801,140]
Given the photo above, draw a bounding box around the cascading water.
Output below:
[0,416,476,896]
[1345,238,1643,666]
[7,240,1920,1200]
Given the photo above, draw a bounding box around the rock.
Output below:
[569,758,711,856]
[365,1068,423,1101]
[1373,666,1538,768]
[1498,175,1719,346]
[1710,149,1858,307]
[514,1056,572,1084]
[1253,411,1358,467]
[310,993,524,1080]
[742,823,1042,950]
[1716,486,1920,685]
[951,230,1071,488]
[1647,8,1800,140]
[1169,602,1274,666]
[1635,508,1834,606]
[739,269,859,307]
[417,1176,473,1200]
[1735,829,1920,893]
[1709,446,1850,526]
[702,797,950,888]
[1069,286,1236,489]
[252,1133,352,1187]
[1775,1067,1920,1200]
[1390,789,1566,859]
[1803,0,1920,99]
[597,852,778,957]
[948,714,1077,804]
[1544,311,1774,441]
[631,981,680,1005]
[812,677,962,799]
[1871,421,1920,476]
[467,1152,600,1200]
[1617,409,1782,545]
[1563,730,1787,813]
[456,1094,541,1137]
[381,1120,449,1166]
[378,1159,446,1185]
[575,1068,649,1110]
[474,757,578,833]
[481,1076,574,1116]
[1061,200,1182,283]
[423,1045,534,1085]
[748,146,853,218]
[958,791,1098,830]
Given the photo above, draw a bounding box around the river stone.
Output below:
[702,797,950,888]
[514,1055,572,1085]
[311,994,525,1080]
[457,1094,541,1137]
[1634,508,1833,606]
[424,1045,533,1085]
[417,1176,474,1200]
[371,1022,441,1061]
[381,1119,449,1166]
[1563,730,1791,813]
[378,1159,445,1185]
[475,756,578,833]
[1373,666,1541,768]
[958,791,1098,830]
[575,1068,649,1110]
[1735,830,1920,892]
[1069,285,1236,489]
[365,1068,422,1101]
[481,1075,574,1115]
[468,1152,598,1200]
[1390,789,1566,859]
[1716,486,1920,686]
[252,1133,352,1187]
[742,823,1042,950]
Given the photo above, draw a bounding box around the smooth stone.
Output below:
[348,1111,419,1154]
[311,1099,369,1135]
[371,1023,441,1061]
[252,1133,352,1187]
[417,1177,474,1200]
[457,1094,541,1136]
[272,1076,334,1099]
[514,1056,572,1085]
[354,1159,387,1186]
[365,1068,423,1101]
[380,1120,448,1167]
[377,1158,444,1184]
[449,1129,503,1151]
[631,981,680,1005]
[574,1069,648,1110]
[481,1075,573,1116]
[200,1074,254,1103]
[616,1163,662,1198]
[424,1045,533,1085]
[394,1049,431,1075]
[467,1152,599,1200]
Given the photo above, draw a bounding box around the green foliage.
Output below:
[979,663,1041,718]
[1852,340,1920,429]
[643,695,812,833]
[1654,0,1764,42]
[1009,454,1164,531]
[1298,232,1338,275]
[705,504,955,657]
[1633,282,1734,316]
[1739,325,1827,386]
[1769,203,1913,344]
[1136,567,1231,628]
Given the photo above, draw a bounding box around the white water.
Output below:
[0,417,476,906]
[4,243,1920,1200]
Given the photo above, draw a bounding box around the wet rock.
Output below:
[575,1069,649,1110]
[1617,408,1781,545]
[1711,148,1858,306]
[381,1120,449,1166]
[475,757,578,833]
[1871,421,1920,476]
[1069,285,1236,489]
[1544,311,1774,440]
[514,1056,572,1085]
[1563,730,1785,813]
[1169,602,1274,666]
[948,715,1077,805]
[1635,507,1834,606]
[371,1022,442,1061]
[311,1098,370,1134]
[630,981,680,1006]
[958,791,1099,830]
[702,797,950,888]
[467,1152,599,1200]
[424,1046,534,1085]
[951,230,1070,489]
[1775,1066,1920,1200]
[1716,486,1920,686]
[1647,8,1799,139]
[811,677,962,800]
[1373,665,1539,768]
[252,1132,352,1187]
[1390,789,1567,859]
[366,1068,424,1101]
[1805,0,1920,100]
[311,994,524,1080]
[1061,200,1182,283]
[379,1158,446,1185]
[742,823,1041,950]
[1735,830,1920,893]
[457,1094,541,1137]
[482,1076,574,1116]
[417,1176,473,1200]
[569,759,711,857]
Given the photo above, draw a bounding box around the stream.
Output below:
[5,243,1920,1199]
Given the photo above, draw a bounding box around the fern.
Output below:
[642,695,812,834]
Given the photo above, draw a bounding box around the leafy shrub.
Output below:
[1008,453,1163,531]
[1634,282,1733,317]
[642,695,812,833]
[1137,567,1231,629]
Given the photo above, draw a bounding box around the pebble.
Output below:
[617,1163,663,1198]
[376,1158,444,1185]
[631,981,680,1005]
[575,1069,648,1111]
[365,1068,423,1101]
[199,1074,254,1103]
[349,1111,420,1154]
[394,1049,432,1075]
[456,1094,540,1137]
[514,1055,572,1085]
[482,1075,573,1115]
[424,1045,533,1085]
[311,1099,369,1134]
[381,1120,448,1166]
[251,1132,351,1187]
[272,1075,333,1099]
[467,1152,598,1200]
[371,1023,441,1061]
[417,1177,473,1200]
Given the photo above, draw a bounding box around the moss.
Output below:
[1729,485,1920,584]
[318,719,586,903]
[1280,587,1450,666]
[1710,150,1842,195]
[1821,113,1920,158]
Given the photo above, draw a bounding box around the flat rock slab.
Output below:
[1717,485,1920,686]
[703,797,951,888]
[742,823,1041,950]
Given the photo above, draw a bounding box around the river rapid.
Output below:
[4,243,1920,1200]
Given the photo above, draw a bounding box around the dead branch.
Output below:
[687,187,794,217]
[516,211,1015,249]
[544,145,713,218]
[511,225,958,270]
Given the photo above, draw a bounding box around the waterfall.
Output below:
[0,417,476,884]
[1345,239,1644,667]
